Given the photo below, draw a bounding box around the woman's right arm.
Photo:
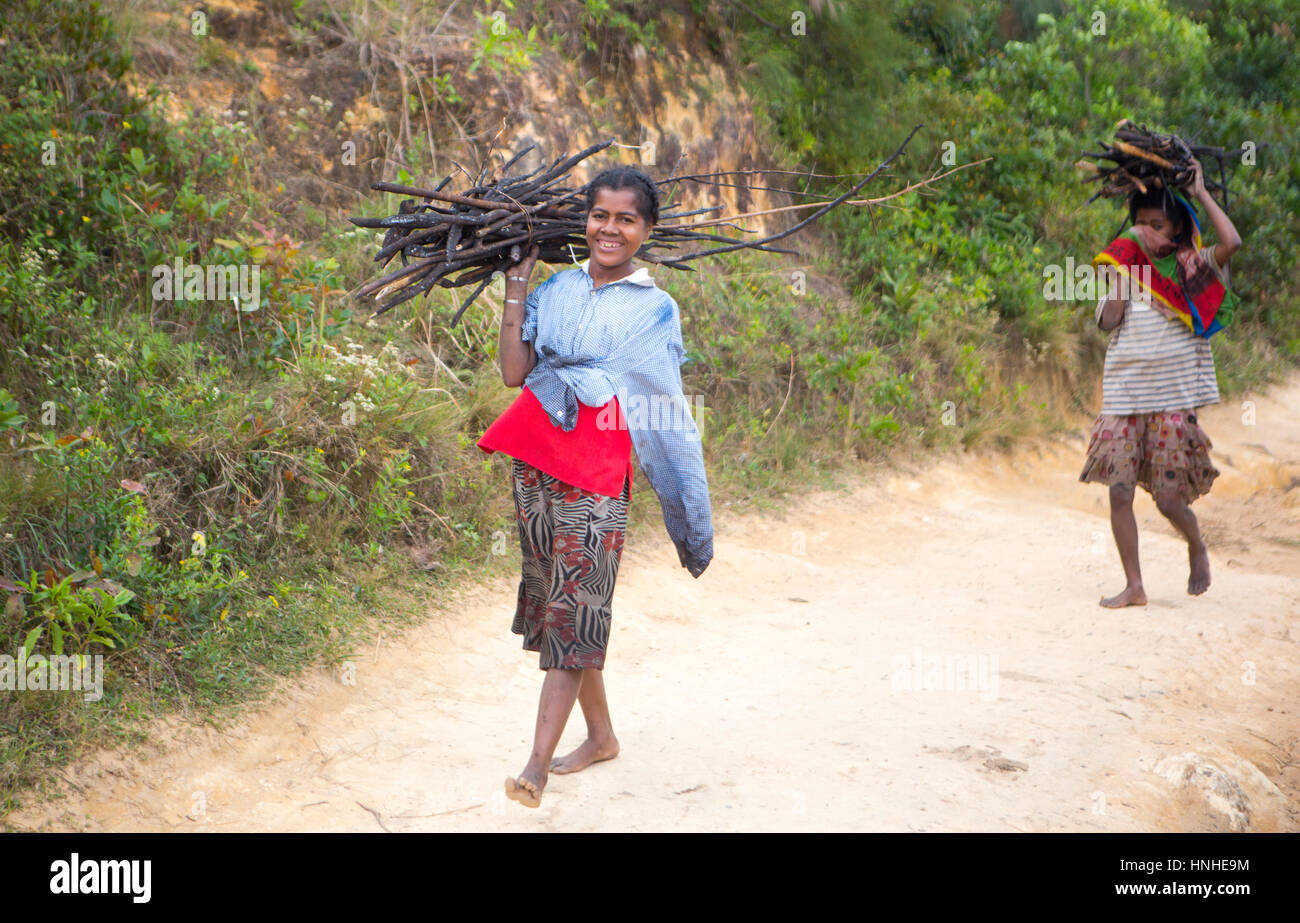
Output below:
[499,245,539,387]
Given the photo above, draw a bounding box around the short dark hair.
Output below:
[1128,187,1189,242]
[586,166,659,225]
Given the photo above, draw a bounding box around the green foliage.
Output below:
[0,0,258,375]
[202,225,347,372]
[526,0,659,72]
[0,235,98,352]
[9,570,136,658]
[0,389,25,434]
[469,5,539,76]
[0,0,146,250]
[727,0,918,169]
[1177,0,1300,104]
[574,0,659,59]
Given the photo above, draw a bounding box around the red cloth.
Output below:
[477,385,634,496]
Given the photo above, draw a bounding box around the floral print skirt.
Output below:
[509,457,630,670]
[1078,409,1219,504]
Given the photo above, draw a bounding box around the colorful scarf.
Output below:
[1092,196,1236,338]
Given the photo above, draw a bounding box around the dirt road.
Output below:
[11,376,1300,832]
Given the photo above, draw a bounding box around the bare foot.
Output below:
[1188,542,1211,595]
[550,735,619,775]
[1100,585,1147,608]
[505,773,543,808]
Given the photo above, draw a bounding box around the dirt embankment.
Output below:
[130,0,781,231]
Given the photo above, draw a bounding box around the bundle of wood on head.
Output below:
[1075,118,1234,210]
[349,125,982,326]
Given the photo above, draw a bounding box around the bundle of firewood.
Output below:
[349,128,948,325]
[1075,118,1232,208]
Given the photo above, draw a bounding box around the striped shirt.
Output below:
[1096,246,1227,415]
[521,259,713,578]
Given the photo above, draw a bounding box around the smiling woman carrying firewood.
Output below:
[475,165,712,808]
[346,129,950,806]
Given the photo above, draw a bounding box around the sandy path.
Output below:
[10,376,1300,832]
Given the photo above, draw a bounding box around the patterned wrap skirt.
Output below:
[510,457,629,670]
[1078,408,1220,503]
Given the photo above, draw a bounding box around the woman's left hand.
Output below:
[1187,159,1209,200]
[511,244,541,284]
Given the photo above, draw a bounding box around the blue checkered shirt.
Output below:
[520,259,713,577]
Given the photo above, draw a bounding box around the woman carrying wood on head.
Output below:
[1080,160,1241,607]
[476,165,713,808]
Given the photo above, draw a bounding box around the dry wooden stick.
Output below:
[349,126,962,322]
